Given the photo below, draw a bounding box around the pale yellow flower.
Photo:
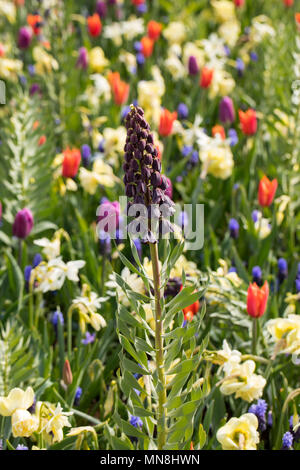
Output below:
[0,1,16,23]
[67,426,96,437]
[183,42,205,70]
[266,315,300,355]
[163,22,186,44]
[79,158,118,194]
[217,413,259,450]
[89,47,109,73]
[38,402,72,443]
[219,20,240,47]
[0,57,23,81]
[200,143,234,179]
[170,255,199,279]
[211,1,236,23]
[106,267,145,307]
[209,69,235,98]
[0,387,34,416]
[11,409,39,438]
[220,360,266,402]
[33,46,59,74]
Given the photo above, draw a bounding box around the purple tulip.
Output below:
[219,97,235,124]
[188,56,199,75]
[13,208,34,239]
[76,47,88,69]
[29,83,41,96]
[17,27,32,49]
[96,1,107,17]
[97,200,120,234]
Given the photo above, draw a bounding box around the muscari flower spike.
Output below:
[123,105,175,243]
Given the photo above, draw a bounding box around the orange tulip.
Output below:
[283,0,293,6]
[108,72,130,106]
[27,14,43,35]
[141,36,154,58]
[212,125,226,140]
[247,281,269,318]
[87,13,102,37]
[258,175,278,207]
[159,109,177,137]
[238,109,257,135]
[147,20,163,41]
[296,13,300,30]
[62,148,81,178]
[200,67,214,88]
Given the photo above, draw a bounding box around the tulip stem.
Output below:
[149,242,167,450]
[252,318,258,355]
[17,239,22,267]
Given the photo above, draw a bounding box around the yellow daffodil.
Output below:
[220,360,266,402]
[266,314,300,355]
[217,413,259,450]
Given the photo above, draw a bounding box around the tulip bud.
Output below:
[87,13,102,37]
[188,56,199,75]
[239,109,257,135]
[13,208,34,239]
[247,281,269,318]
[17,26,32,49]
[62,148,81,178]
[219,97,235,124]
[63,359,73,385]
[258,175,277,207]
[200,67,214,88]
[159,109,177,136]
[76,47,88,69]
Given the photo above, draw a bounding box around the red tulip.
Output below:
[87,13,102,37]
[62,148,81,178]
[200,67,214,88]
[108,72,130,105]
[180,286,200,322]
[283,0,294,6]
[147,20,162,41]
[296,13,300,30]
[159,109,177,137]
[238,109,257,135]
[247,281,269,318]
[234,0,245,6]
[258,175,278,207]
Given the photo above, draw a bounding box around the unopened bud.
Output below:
[63,359,73,386]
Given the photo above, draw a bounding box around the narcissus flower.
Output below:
[0,387,38,438]
[266,315,300,355]
[159,108,177,136]
[239,109,257,135]
[13,208,34,239]
[247,281,269,318]
[87,13,102,37]
[258,175,278,207]
[108,72,130,105]
[62,148,81,178]
[217,413,259,450]
[147,20,162,41]
[200,67,214,88]
[220,360,266,402]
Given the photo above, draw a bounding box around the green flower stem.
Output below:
[149,242,167,450]
[17,238,22,267]
[251,317,258,355]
